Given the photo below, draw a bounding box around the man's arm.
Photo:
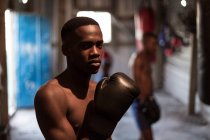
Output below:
[133,53,153,102]
[34,86,76,140]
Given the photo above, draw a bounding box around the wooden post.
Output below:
[58,0,66,73]
[56,0,73,74]
[188,34,197,115]
[188,0,199,115]
[0,0,9,139]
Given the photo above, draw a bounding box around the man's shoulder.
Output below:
[135,51,150,63]
[37,79,60,94]
[136,51,147,57]
[35,79,66,105]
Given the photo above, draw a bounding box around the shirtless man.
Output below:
[131,32,158,140]
[34,17,139,140]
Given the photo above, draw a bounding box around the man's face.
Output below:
[66,25,104,74]
[145,37,158,54]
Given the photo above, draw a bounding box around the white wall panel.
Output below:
[164,47,192,105]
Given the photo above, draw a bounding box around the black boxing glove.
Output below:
[80,72,140,139]
[139,95,161,125]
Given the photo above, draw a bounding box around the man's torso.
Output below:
[43,78,96,133]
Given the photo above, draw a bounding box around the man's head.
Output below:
[61,17,100,43]
[142,32,158,54]
[61,17,104,74]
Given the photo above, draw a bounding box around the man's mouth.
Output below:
[89,59,101,67]
[91,63,101,67]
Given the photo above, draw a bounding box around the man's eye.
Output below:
[96,42,103,49]
[80,42,93,50]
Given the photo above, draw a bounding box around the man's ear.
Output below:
[62,44,70,56]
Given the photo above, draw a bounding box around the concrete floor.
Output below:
[8,90,210,140]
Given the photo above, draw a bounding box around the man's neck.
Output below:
[66,68,91,87]
[145,51,156,63]
[57,68,92,98]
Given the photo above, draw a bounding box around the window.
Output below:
[77,11,112,43]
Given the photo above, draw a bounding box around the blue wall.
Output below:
[16,14,52,108]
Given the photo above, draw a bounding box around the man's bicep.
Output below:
[34,91,76,140]
[43,121,76,140]
[43,124,76,140]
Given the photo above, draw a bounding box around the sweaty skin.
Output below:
[34,25,105,140]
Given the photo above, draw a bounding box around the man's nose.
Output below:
[90,45,100,56]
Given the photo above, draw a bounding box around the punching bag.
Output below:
[134,6,155,50]
[139,7,155,33]
[197,0,210,105]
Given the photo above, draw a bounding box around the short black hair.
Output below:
[142,32,157,43]
[61,17,100,42]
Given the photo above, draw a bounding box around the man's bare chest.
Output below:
[65,90,94,132]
